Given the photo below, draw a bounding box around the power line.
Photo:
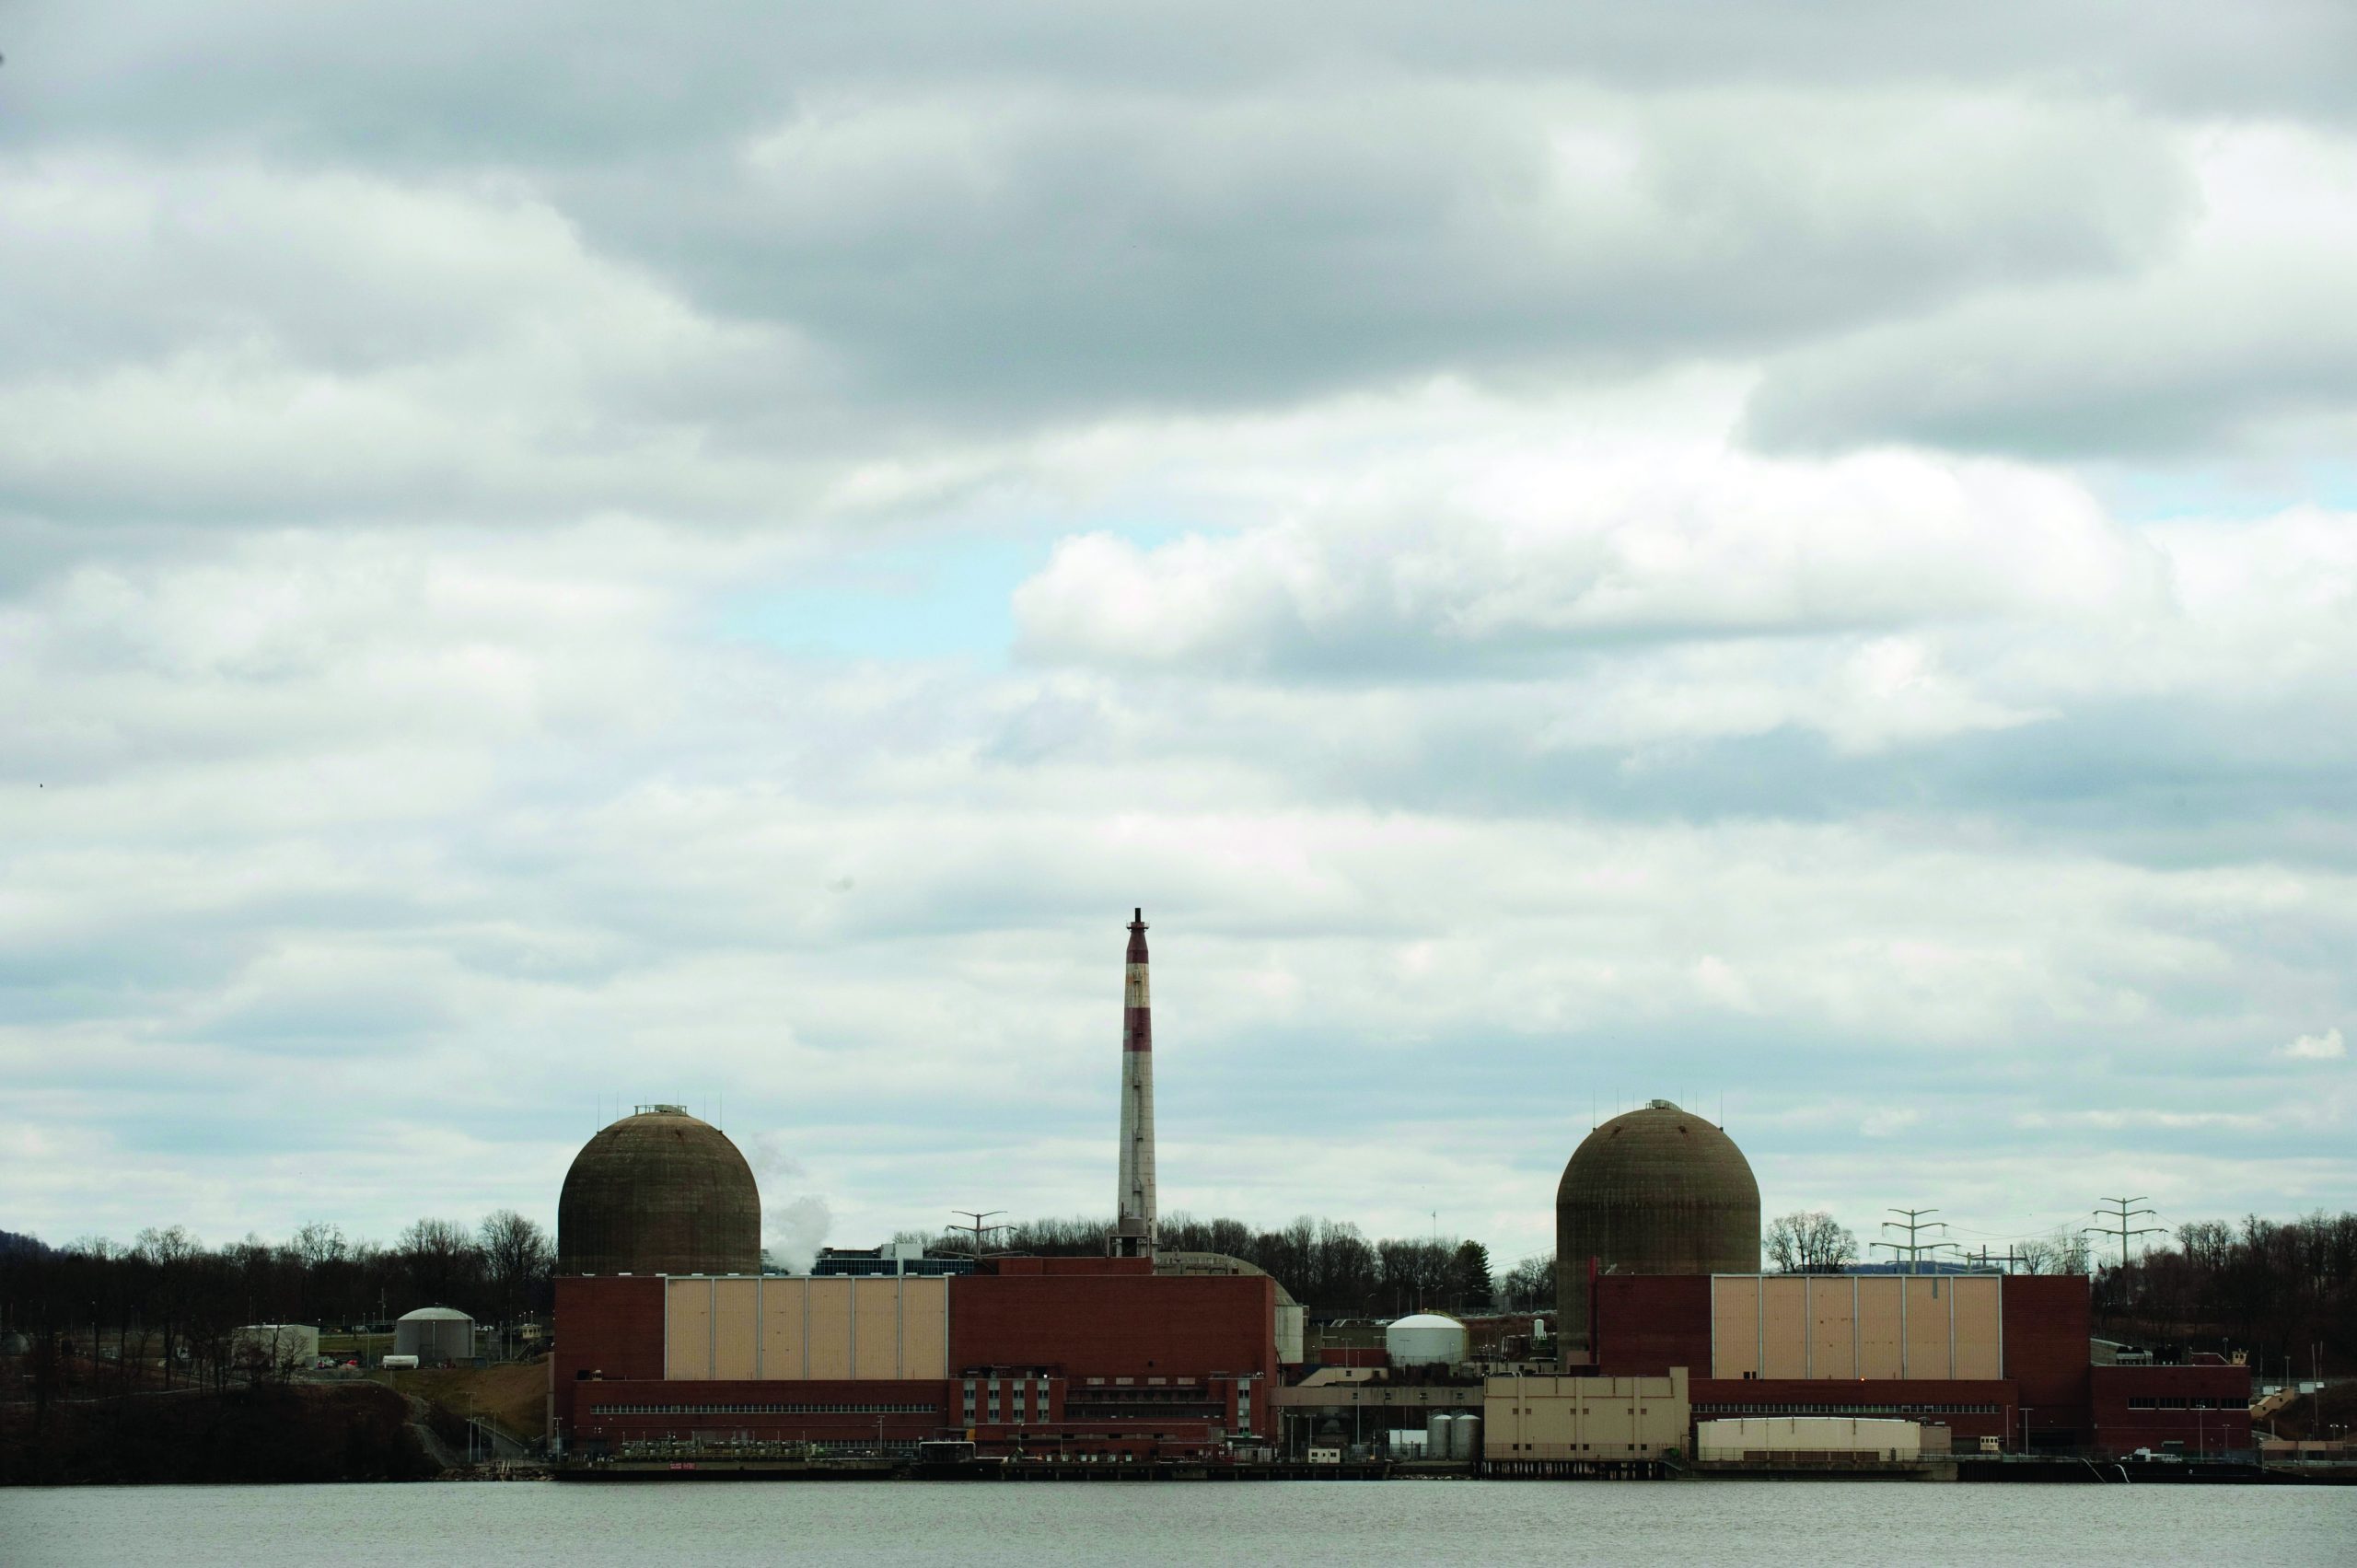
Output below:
[2084,1196,2166,1275]
[1871,1207,1956,1275]
[1967,1245,2028,1275]
[951,1210,1008,1257]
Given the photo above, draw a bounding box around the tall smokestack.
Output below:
[1109,907,1157,1258]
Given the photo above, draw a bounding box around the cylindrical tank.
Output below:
[1556,1099,1759,1364]
[1387,1312,1469,1367]
[1425,1411,1454,1456]
[1450,1412,1481,1460]
[557,1104,762,1276]
[392,1307,473,1365]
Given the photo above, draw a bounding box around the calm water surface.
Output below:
[5,1480,2351,1566]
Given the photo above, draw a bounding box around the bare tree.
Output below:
[2015,1227,2094,1276]
[1502,1252,1557,1310]
[396,1217,481,1309]
[134,1225,202,1387]
[477,1211,552,1343]
[1764,1211,1860,1272]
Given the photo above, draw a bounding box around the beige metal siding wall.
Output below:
[1952,1276,2001,1379]
[665,1278,712,1379]
[1711,1278,1759,1379]
[761,1280,807,1376]
[713,1279,759,1380]
[853,1283,900,1379]
[660,1275,949,1381]
[1905,1278,1948,1376]
[1761,1277,1808,1377]
[898,1279,948,1376]
[1697,1416,1921,1457]
[805,1279,854,1378]
[1810,1278,1855,1376]
[1710,1274,2007,1381]
[1481,1368,1689,1460]
[1858,1279,1905,1377]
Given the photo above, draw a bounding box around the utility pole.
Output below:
[1968,1246,2026,1275]
[2084,1197,2165,1275]
[952,1211,1008,1258]
[1872,1208,1952,1274]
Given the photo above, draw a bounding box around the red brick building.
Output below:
[1592,1272,2250,1458]
[2088,1360,2253,1457]
[552,1257,1276,1460]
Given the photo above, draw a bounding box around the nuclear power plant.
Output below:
[544,908,2254,1477]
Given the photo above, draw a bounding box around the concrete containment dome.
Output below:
[557,1104,761,1278]
[1555,1098,1759,1364]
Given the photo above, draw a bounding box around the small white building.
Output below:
[231,1324,319,1373]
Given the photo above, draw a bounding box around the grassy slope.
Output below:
[376,1359,548,1444]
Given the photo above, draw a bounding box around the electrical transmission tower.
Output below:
[1968,1245,2027,1274]
[2084,1196,2165,1276]
[952,1210,1009,1257]
[1871,1207,1955,1274]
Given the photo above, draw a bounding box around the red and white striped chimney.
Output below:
[1109,907,1157,1258]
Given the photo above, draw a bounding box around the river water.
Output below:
[4,1480,2350,1566]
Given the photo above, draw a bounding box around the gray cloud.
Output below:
[5,5,2353,1261]
[1746,129,2357,457]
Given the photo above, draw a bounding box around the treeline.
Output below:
[0,1213,553,1387]
[2100,1213,2357,1373]
[909,1214,1556,1317]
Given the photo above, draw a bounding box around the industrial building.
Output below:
[230,1323,319,1374]
[545,909,2253,1471]
[811,1241,978,1279]
[552,1258,1276,1458]
[551,912,1280,1462]
[1577,1268,2247,1458]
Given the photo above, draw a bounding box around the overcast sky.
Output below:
[5,5,2353,1273]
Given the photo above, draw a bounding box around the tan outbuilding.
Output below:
[1483,1368,1689,1461]
[1696,1415,1922,1461]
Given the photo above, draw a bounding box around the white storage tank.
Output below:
[392,1306,475,1365]
[1387,1312,1468,1367]
[1450,1412,1481,1460]
[1426,1411,1456,1455]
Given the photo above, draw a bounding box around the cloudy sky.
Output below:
[5,5,2353,1273]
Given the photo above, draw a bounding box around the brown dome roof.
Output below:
[557,1106,761,1277]
[1554,1099,1759,1360]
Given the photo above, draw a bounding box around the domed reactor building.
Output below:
[557,1105,761,1277]
[1555,1098,1758,1365]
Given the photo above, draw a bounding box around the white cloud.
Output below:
[2281,1027,2346,1062]
[1016,424,2162,674]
